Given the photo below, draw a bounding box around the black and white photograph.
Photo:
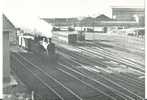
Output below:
[2,0,145,100]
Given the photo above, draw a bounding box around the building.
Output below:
[3,14,16,82]
[42,7,144,41]
[42,15,113,42]
[112,7,145,26]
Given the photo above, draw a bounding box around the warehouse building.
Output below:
[3,14,16,83]
[112,7,145,26]
[42,7,144,41]
[42,15,113,42]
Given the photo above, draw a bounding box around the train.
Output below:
[18,34,58,63]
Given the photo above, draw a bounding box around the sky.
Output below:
[3,0,144,32]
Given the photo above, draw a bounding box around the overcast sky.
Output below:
[3,0,144,31]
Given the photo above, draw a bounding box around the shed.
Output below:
[3,14,16,82]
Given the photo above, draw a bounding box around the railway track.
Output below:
[21,52,134,100]
[77,46,145,83]
[92,46,144,68]
[74,40,144,69]
[57,43,144,80]
[60,55,144,99]
[56,46,145,100]
[76,46,144,74]
[90,36,144,56]
[76,45,145,83]
[11,53,83,100]
[57,45,144,78]
[11,52,116,100]
[11,54,62,100]
[10,39,145,100]
[16,48,142,100]
[90,42,144,67]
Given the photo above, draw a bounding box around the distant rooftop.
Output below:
[42,14,112,26]
[42,18,78,26]
[42,14,142,27]
[112,6,144,12]
[111,6,144,8]
[3,14,16,32]
[96,14,112,21]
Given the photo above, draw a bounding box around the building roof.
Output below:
[42,14,138,27]
[96,21,138,26]
[42,18,79,26]
[112,7,144,13]
[81,17,95,22]
[3,14,16,32]
[96,14,112,21]
[77,21,138,27]
[42,15,112,26]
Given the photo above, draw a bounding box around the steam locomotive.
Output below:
[20,34,57,62]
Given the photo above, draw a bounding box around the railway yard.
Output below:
[2,2,145,100]
[10,34,145,100]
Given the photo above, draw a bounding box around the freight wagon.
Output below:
[52,31,77,44]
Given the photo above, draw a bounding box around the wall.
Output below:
[3,31,10,82]
[3,15,16,83]
[9,30,17,45]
